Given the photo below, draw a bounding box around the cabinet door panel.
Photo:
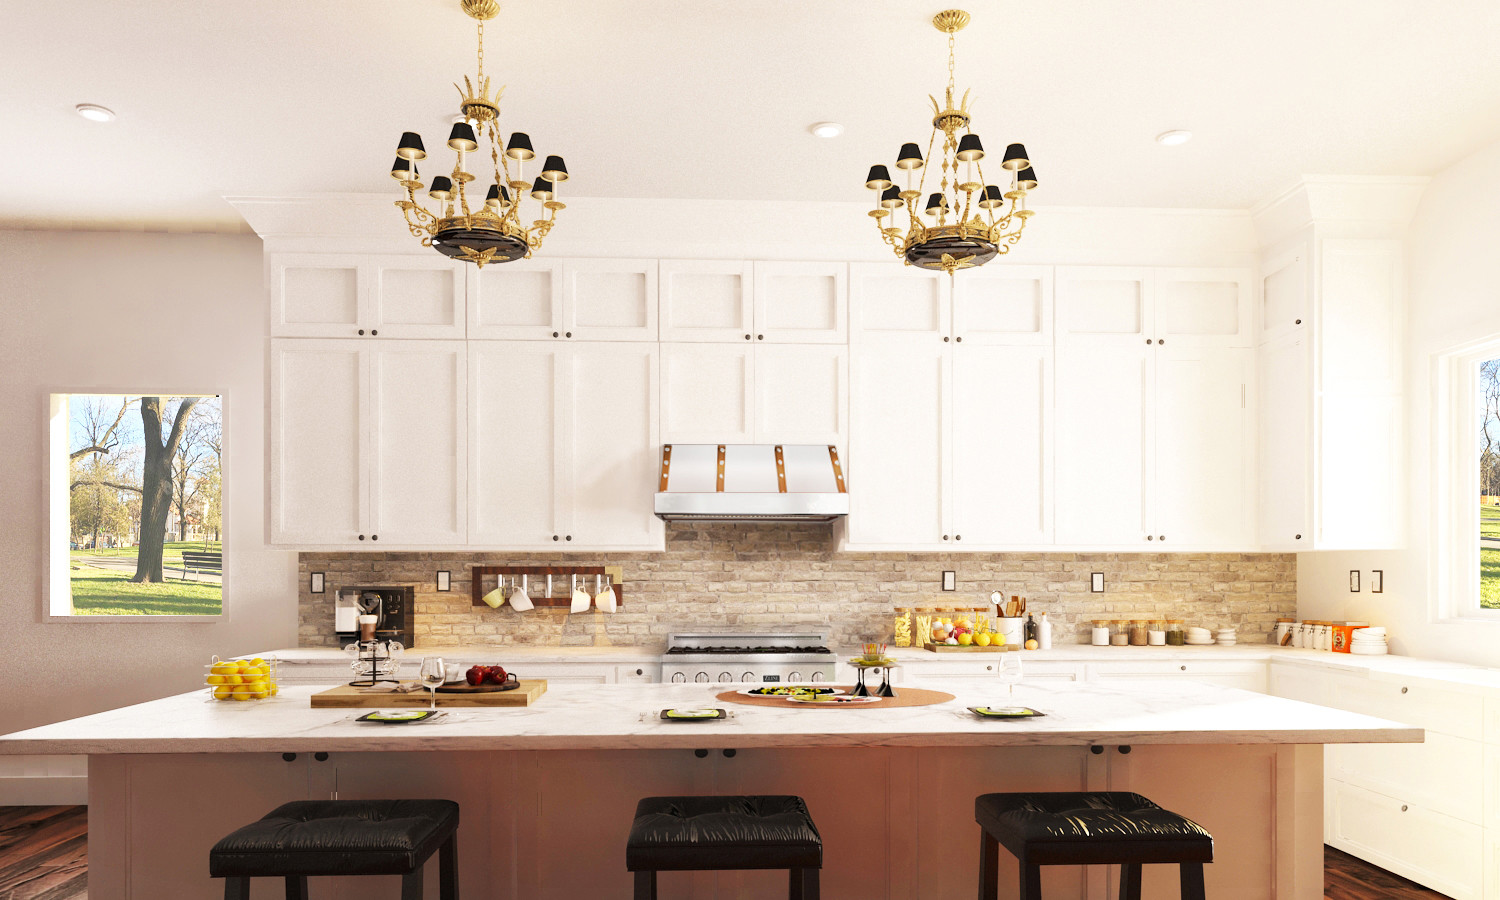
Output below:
[754,261,847,343]
[661,343,754,443]
[565,343,664,548]
[1155,268,1252,346]
[1056,267,1152,342]
[849,264,949,338]
[1328,780,1482,900]
[755,344,847,446]
[270,341,366,543]
[370,257,466,338]
[1261,250,1308,343]
[1054,345,1151,544]
[564,259,658,341]
[1257,335,1308,549]
[659,260,754,342]
[469,259,564,340]
[469,342,563,546]
[848,337,946,545]
[270,254,363,337]
[952,265,1052,346]
[951,346,1050,545]
[1154,348,1252,547]
[368,341,467,544]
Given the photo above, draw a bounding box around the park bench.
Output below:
[179,550,222,581]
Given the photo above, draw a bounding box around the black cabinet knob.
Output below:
[1117,745,1132,754]
[955,535,962,541]
[757,334,764,340]
[358,534,365,541]
[1158,535,1165,541]
[371,535,378,541]
[371,329,378,336]
[565,535,572,541]
[1145,338,1151,345]
[314,752,329,762]
[1090,746,1104,755]
[1146,535,1154,541]
[553,331,560,338]
[282,752,297,762]
[358,329,365,336]
[694,749,708,758]
[955,336,962,343]
[553,535,559,541]
[1158,338,1165,345]
[1295,534,1302,540]
[942,535,949,541]
[943,336,950,342]
[722,748,736,758]
[565,331,572,338]
[744,334,751,340]
[1295,319,1302,325]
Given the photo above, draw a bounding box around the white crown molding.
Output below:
[1251,175,1430,248]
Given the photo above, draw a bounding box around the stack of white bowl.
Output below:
[1185,626,1214,645]
[1214,627,1238,646]
[1349,626,1388,655]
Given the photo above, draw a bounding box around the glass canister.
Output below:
[1148,619,1167,646]
[1273,617,1294,646]
[1091,619,1110,646]
[1109,620,1129,647]
[1166,619,1186,646]
[1129,620,1149,646]
[893,608,913,647]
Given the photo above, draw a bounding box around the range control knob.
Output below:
[718,672,733,683]
[694,672,709,684]
[741,672,756,682]
[788,671,802,682]
[809,671,826,682]
[670,672,687,683]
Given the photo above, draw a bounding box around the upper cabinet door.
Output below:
[469,341,565,547]
[950,345,1051,546]
[951,265,1053,346]
[1258,334,1309,550]
[659,260,755,343]
[1054,343,1154,545]
[660,343,755,444]
[1153,268,1253,347]
[563,259,659,341]
[367,341,468,545]
[1260,249,1308,344]
[1154,347,1252,548]
[270,254,364,338]
[849,264,951,341]
[754,344,848,446]
[754,261,847,344]
[563,342,664,549]
[468,258,565,341]
[1055,267,1153,345]
[368,257,467,339]
[269,340,368,544]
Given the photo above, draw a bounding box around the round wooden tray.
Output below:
[716,685,955,710]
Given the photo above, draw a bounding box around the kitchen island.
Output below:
[0,677,1419,900]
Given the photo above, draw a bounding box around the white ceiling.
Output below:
[5,0,1500,230]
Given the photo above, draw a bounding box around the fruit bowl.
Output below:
[204,655,279,702]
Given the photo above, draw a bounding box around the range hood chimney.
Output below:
[653,444,849,523]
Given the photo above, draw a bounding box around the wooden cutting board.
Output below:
[922,642,1006,653]
[311,680,547,708]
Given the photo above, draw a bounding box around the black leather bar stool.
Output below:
[626,795,822,899]
[210,799,459,900]
[975,792,1212,900]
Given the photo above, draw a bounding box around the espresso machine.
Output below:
[334,585,415,649]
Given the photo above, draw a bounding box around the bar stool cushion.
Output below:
[627,795,822,871]
[210,799,460,877]
[976,792,1212,863]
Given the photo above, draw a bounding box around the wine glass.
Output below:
[419,657,447,710]
[997,652,1024,698]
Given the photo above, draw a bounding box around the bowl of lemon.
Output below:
[205,656,279,702]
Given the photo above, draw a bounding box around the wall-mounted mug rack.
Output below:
[469,565,624,610]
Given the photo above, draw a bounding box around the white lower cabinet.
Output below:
[1088,659,1267,692]
[1328,780,1482,900]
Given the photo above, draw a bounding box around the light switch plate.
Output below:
[1091,572,1105,593]
[310,572,324,594]
[1372,570,1383,593]
[1349,570,1360,592]
[436,570,451,592]
[942,571,956,591]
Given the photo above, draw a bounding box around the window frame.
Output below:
[45,390,226,623]
[1435,341,1500,621]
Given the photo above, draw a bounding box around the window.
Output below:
[48,394,222,618]
[1481,360,1500,609]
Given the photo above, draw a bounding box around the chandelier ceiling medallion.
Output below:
[864,9,1038,277]
[390,0,566,267]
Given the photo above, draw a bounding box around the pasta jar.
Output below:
[893,608,912,647]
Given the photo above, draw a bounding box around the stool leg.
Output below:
[1118,863,1142,900]
[402,867,424,900]
[1180,862,1206,900]
[224,877,250,900]
[790,868,803,900]
[978,830,999,900]
[802,867,820,900]
[634,870,657,900]
[439,834,459,900]
[1018,855,1042,900]
[284,875,309,900]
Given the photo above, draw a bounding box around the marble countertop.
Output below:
[0,676,1420,755]
[259,646,663,665]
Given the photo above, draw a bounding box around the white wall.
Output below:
[0,230,298,734]
[1298,138,1500,666]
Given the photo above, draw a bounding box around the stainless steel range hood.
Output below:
[653,444,849,522]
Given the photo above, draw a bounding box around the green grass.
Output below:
[70,540,220,565]
[1483,507,1500,609]
[69,564,221,616]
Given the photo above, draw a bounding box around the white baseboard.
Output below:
[0,755,88,806]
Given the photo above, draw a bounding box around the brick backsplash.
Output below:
[297,524,1296,649]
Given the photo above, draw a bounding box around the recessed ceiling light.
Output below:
[809,122,844,139]
[74,103,116,123]
[1155,129,1192,146]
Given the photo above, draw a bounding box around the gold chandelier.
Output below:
[864,10,1037,276]
[389,0,566,267]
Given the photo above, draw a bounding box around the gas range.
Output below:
[660,632,837,685]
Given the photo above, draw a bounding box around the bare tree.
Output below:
[132,397,200,583]
[171,410,213,542]
[69,398,142,549]
[1483,361,1500,497]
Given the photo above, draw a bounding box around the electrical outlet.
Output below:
[1091,572,1105,592]
[1372,570,1383,593]
[1349,570,1360,592]
[941,571,956,591]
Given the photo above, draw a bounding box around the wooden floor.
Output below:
[0,806,1455,899]
[0,807,87,900]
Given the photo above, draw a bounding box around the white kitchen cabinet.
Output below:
[469,341,663,550]
[660,343,847,446]
[470,258,657,341]
[270,253,466,339]
[952,266,1053,346]
[1328,780,1482,900]
[1257,333,1310,549]
[1154,347,1254,547]
[849,264,949,339]
[950,345,1051,545]
[1056,267,1152,344]
[1054,344,1152,545]
[1056,265,1253,347]
[271,340,466,546]
[1086,659,1267,692]
[661,260,846,344]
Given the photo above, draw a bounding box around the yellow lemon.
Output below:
[250,658,266,668]
[235,659,253,672]
[228,674,245,685]
[206,674,225,685]
[957,632,974,646]
[212,685,234,701]
[210,661,235,676]
[974,633,992,647]
[250,685,270,700]
[231,685,255,701]
[268,683,280,696]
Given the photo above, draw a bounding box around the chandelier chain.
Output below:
[477,19,485,81]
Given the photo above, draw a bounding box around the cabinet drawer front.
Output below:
[1325,672,1483,739]
[1328,780,1482,900]
[1088,661,1267,692]
[1328,731,1482,824]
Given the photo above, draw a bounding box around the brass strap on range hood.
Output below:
[716,445,726,492]
[774,445,788,493]
[829,445,847,494]
[658,444,672,491]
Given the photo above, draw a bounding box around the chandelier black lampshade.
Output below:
[541,155,569,182]
[978,184,1003,209]
[866,165,894,190]
[896,143,925,170]
[397,132,427,161]
[391,157,414,180]
[1002,143,1030,171]
[956,134,985,161]
[506,132,535,161]
[924,192,948,214]
[485,183,511,209]
[428,176,454,201]
[880,186,903,209]
[447,121,479,152]
[1016,166,1038,190]
[530,177,553,201]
